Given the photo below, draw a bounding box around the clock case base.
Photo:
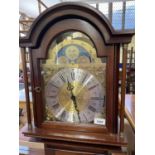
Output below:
[23,124,127,154]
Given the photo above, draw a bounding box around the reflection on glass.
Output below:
[112,2,123,30]
[89,3,96,8]
[99,3,109,19]
[40,31,107,126]
[125,1,135,29]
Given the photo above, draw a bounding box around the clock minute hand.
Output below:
[67,79,74,94]
[67,79,81,122]
[71,94,81,123]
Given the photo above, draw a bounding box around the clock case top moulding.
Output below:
[19,2,134,150]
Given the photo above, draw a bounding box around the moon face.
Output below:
[45,68,105,123]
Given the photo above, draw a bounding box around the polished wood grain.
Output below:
[45,148,99,155]
[23,124,127,147]
[54,150,95,155]
[112,153,127,155]
[19,125,127,155]
[113,45,120,133]
[120,45,128,133]
[21,48,32,127]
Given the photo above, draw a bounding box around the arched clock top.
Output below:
[19,2,134,48]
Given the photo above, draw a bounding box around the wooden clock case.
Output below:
[20,2,134,154]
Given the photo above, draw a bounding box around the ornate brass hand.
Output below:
[67,79,81,122]
[67,79,74,93]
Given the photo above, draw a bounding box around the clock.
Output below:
[19,2,134,154]
[45,67,105,123]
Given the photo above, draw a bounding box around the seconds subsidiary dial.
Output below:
[45,68,105,123]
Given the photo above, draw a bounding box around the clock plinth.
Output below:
[19,2,134,155]
[22,124,127,154]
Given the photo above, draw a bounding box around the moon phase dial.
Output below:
[45,68,105,124]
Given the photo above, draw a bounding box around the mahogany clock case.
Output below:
[20,2,134,139]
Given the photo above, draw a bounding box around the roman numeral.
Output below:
[49,83,59,89]
[81,74,88,84]
[88,84,99,90]
[91,97,104,100]
[59,74,66,83]
[88,105,96,113]
[52,103,59,109]
[71,71,75,81]
[61,110,67,119]
[48,95,57,98]
[83,113,88,121]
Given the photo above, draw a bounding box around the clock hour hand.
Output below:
[71,94,81,123]
[67,79,74,93]
[67,79,81,122]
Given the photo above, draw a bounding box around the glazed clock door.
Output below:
[40,31,106,125]
[31,18,116,133]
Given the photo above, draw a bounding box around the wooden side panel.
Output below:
[45,148,98,155]
[113,45,120,133]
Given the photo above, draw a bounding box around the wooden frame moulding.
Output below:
[120,44,128,133]
[21,47,32,129]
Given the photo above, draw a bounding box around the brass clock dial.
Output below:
[40,31,106,125]
[45,68,105,123]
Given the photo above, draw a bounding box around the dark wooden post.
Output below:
[122,2,126,30]
[38,0,41,14]
[108,3,113,24]
[120,44,128,133]
[21,48,32,129]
